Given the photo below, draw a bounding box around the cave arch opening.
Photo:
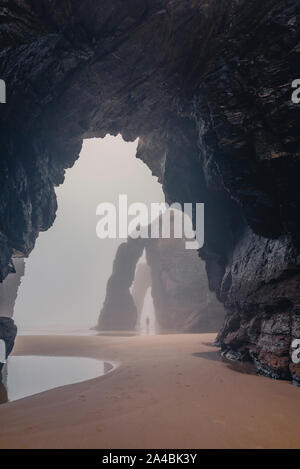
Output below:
[139,287,157,336]
[3,133,225,338]
[11,135,165,334]
[131,250,158,336]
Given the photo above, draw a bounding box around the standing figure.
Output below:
[146,317,150,336]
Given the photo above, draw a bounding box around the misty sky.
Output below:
[14,136,164,331]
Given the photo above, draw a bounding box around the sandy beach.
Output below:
[0,333,299,449]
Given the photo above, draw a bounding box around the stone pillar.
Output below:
[0,258,25,368]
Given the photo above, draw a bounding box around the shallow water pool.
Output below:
[0,355,115,404]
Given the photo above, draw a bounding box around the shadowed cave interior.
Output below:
[0,0,300,386]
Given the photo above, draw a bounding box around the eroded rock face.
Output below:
[98,235,225,333]
[1,1,300,381]
[217,227,300,383]
[97,237,144,331]
[0,258,24,367]
[0,258,25,318]
[0,317,17,373]
[145,237,225,333]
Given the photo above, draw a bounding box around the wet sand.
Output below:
[0,333,299,449]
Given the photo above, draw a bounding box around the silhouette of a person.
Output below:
[146,317,150,336]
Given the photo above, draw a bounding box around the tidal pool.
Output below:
[0,355,115,404]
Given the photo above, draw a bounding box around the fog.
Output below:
[14,136,164,332]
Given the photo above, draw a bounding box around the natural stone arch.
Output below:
[97,235,225,333]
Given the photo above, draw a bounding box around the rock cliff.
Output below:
[98,237,144,331]
[98,235,225,333]
[0,258,24,370]
[0,258,25,319]
[0,1,299,381]
[145,237,224,333]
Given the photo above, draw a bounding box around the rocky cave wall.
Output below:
[0,258,24,372]
[0,0,300,382]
